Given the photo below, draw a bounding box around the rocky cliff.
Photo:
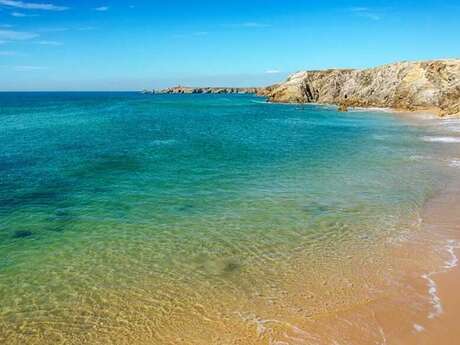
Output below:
[264,59,460,117]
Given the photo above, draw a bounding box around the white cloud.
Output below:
[349,7,380,20]
[11,11,38,16]
[0,0,68,11]
[0,29,38,40]
[265,69,281,74]
[94,6,109,11]
[36,40,62,45]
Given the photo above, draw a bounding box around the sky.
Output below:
[0,0,459,91]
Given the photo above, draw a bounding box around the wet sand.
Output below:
[404,178,460,344]
[318,171,460,345]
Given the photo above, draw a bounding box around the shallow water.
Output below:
[0,93,459,344]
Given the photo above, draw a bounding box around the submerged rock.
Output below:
[223,260,240,273]
[13,230,33,238]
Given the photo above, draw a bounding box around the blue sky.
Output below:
[0,0,459,91]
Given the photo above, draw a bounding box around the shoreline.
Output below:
[143,91,459,119]
[409,176,460,344]
[295,169,460,345]
[263,99,449,120]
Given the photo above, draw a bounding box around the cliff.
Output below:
[264,59,460,117]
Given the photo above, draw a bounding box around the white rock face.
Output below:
[265,60,460,117]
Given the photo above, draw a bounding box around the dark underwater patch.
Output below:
[302,202,335,215]
[46,209,77,232]
[13,230,33,239]
[176,204,194,212]
[0,179,74,209]
[223,260,241,274]
[70,153,145,179]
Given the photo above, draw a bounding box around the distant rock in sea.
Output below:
[264,59,460,117]
[156,86,261,95]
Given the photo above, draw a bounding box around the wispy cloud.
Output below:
[14,65,47,71]
[0,29,38,40]
[265,69,281,74]
[11,11,38,17]
[0,0,68,11]
[36,40,62,45]
[348,7,381,20]
[94,6,109,12]
[0,24,14,28]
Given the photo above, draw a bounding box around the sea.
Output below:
[1,92,460,344]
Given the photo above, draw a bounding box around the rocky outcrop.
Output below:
[264,59,460,117]
[157,86,261,95]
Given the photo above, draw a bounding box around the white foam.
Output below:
[422,272,443,319]
[444,240,459,269]
[421,240,459,320]
[449,160,460,168]
[350,106,394,113]
[422,136,460,143]
[413,324,425,332]
[237,312,318,344]
[440,119,460,133]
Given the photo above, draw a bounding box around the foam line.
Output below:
[422,136,460,143]
[421,240,459,320]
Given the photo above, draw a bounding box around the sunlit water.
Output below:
[0,93,459,344]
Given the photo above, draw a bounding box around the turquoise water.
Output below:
[0,93,453,344]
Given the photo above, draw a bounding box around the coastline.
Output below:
[368,171,460,345]
[412,184,460,344]
[341,117,460,344]
[262,99,447,120]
